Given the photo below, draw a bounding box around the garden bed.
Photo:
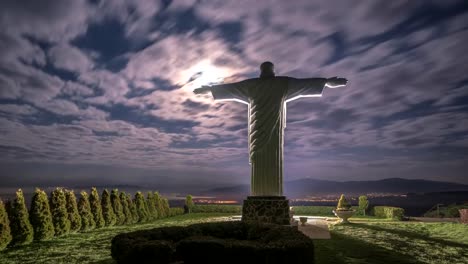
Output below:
[111,221,314,264]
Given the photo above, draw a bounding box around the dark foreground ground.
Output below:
[0,213,466,264]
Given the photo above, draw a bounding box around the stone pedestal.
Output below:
[242,196,290,225]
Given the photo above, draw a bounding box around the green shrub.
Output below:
[111,189,125,225]
[29,188,55,240]
[373,206,405,220]
[146,192,158,220]
[169,207,184,217]
[50,188,71,236]
[358,196,369,216]
[7,189,34,246]
[0,199,12,250]
[153,192,164,219]
[119,192,132,225]
[89,187,105,228]
[65,190,81,232]
[126,194,138,224]
[290,206,335,216]
[101,189,116,227]
[134,192,148,222]
[336,194,352,210]
[192,205,242,214]
[185,195,194,213]
[77,191,95,231]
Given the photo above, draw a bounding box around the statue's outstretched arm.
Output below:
[194,80,250,103]
[325,77,348,88]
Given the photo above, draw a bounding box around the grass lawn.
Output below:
[0,213,233,264]
[315,221,468,264]
[1,214,466,264]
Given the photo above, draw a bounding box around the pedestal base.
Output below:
[242,196,290,225]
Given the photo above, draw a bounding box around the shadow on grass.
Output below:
[314,231,424,264]
[351,223,468,249]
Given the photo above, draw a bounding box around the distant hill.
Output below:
[200,178,468,199]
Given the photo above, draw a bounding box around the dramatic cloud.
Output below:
[0,0,467,190]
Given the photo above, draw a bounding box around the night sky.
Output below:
[1,0,467,192]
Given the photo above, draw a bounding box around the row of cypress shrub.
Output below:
[0,188,182,250]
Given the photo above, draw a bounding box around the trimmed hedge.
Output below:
[191,205,242,214]
[169,208,184,217]
[372,206,405,220]
[111,221,314,264]
[291,206,336,216]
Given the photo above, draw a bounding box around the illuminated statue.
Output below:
[194,62,347,197]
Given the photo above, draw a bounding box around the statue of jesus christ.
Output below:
[194,62,347,197]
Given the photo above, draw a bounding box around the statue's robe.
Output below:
[209,76,327,196]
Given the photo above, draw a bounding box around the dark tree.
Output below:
[111,189,125,225]
[6,189,34,246]
[77,191,95,231]
[49,188,71,236]
[101,189,116,226]
[65,190,82,232]
[89,187,105,228]
[29,188,54,241]
[0,199,12,250]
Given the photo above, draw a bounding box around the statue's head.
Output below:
[260,61,275,78]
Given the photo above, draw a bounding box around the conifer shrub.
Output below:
[78,191,95,231]
[153,192,164,219]
[111,189,125,225]
[127,194,139,223]
[101,189,116,227]
[89,187,105,228]
[6,189,34,246]
[50,188,71,236]
[134,192,148,223]
[162,198,170,218]
[29,188,54,240]
[119,192,132,225]
[0,199,12,250]
[185,195,194,213]
[65,190,81,232]
[336,194,352,211]
[146,192,158,220]
[358,195,369,216]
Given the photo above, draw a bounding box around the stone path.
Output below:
[229,215,332,239]
[294,216,331,239]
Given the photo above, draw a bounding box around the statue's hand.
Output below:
[193,86,211,94]
[326,77,348,88]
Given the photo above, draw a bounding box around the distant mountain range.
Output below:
[200,178,468,199]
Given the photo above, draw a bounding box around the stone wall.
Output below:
[242,196,290,225]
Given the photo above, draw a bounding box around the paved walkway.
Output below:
[229,215,332,239]
[293,216,331,239]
